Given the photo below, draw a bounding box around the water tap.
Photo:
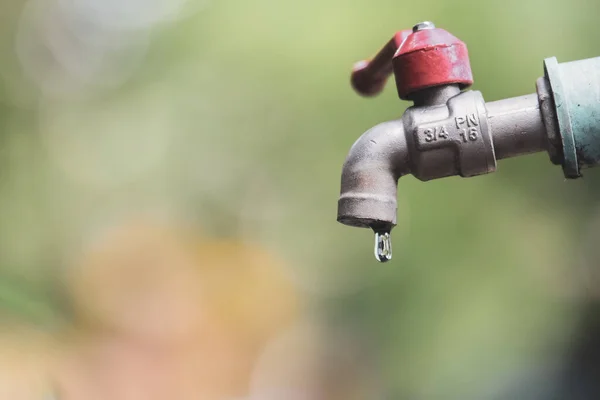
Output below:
[337,21,600,262]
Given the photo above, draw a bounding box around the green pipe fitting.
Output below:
[545,56,600,178]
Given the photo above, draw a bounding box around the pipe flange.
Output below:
[536,76,563,165]
[544,57,580,178]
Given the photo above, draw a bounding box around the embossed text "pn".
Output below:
[455,114,479,128]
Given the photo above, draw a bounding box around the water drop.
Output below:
[374,230,392,263]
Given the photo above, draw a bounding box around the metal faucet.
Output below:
[337,21,600,262]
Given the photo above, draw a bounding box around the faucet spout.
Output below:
[337,119,409,231]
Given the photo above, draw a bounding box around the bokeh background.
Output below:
[0,0,600,399]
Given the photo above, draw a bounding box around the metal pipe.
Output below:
[486,94,547,160]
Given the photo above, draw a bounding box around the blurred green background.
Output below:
[1,0,600,398]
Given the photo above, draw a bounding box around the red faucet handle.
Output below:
[392,24,473,100]
[350,30,413,97]
[351,22,474,100]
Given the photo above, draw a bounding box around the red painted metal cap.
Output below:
[392,26,473,100]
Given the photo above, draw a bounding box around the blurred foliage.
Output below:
[0,0,599,398]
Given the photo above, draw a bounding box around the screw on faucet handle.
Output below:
[350,30,413,97]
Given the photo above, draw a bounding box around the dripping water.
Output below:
[374,229,392,263]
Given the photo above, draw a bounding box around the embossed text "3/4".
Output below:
[424,126,449,142]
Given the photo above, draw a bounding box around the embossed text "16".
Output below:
[460,127,478,142]
[424,126,449,142]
